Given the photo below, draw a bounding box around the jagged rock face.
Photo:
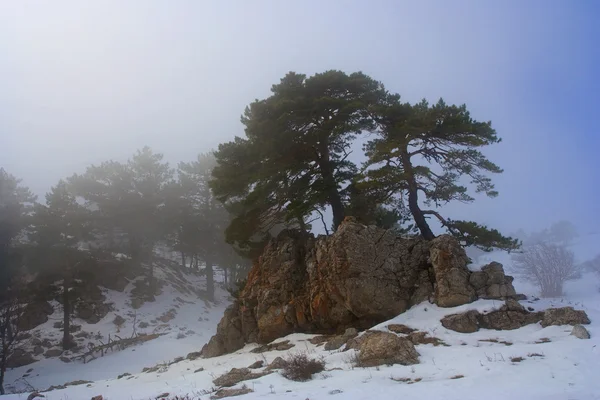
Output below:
[430,235,476,307]
[238,222,430,346]
[202,219,520,358]
[200,302,245,358]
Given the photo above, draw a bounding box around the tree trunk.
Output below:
[181,251,186,269]
[224,267,228,287]
[194,255,199,271]
[317,151,345,231]
[62,275,73,350]
[400,151,435,240]
[206,260,214,302]
[129,234,142,267]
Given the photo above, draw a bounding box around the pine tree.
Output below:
[29,180,90,349]
[361,96,519,251]
[70,147,174,269]
[0,169,36,292]
[168,153,235,301]
[0,169,34,395]
[210,70,388,248]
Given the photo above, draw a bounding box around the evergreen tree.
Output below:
[168,153,236,300]
[362,96,519,251]
[0,169,36,292]
[70,147,173,269]
[29,181,90,349]
[210,70,388,249]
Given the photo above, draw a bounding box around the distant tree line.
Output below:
[0,151,249,392]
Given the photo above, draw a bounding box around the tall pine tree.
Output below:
[361,95,518,251]
[29,181,90,349]
[70,147,173,269]
[211,70,387,248]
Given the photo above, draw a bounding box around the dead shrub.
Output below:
[281,352,325,382]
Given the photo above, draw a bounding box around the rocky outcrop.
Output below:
[356,332,420,367]
[202,219,521,357]
[441,300,590,333]
[430,236,476,307]
[200,303,246,358]
[469,262,517,299]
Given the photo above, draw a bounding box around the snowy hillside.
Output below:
[2,286,599,399]
[3,264,231,395]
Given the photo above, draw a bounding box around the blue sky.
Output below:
[0,0,598,236]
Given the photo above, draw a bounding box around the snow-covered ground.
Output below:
[3,285,599,399]
[3,243,600,400]
[3,265,231,395]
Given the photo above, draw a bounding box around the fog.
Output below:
[1,0,598,235]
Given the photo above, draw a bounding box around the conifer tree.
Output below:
[29,181,90,349]
[361,95,518,251]
[211,70,387,248]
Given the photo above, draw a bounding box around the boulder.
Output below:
[441,310,480,333]
[266,357,288,370]
[479,305,543,330]
[17,301,54,331]
[541,307,591,327]
[357,332,419,367]
[469,262,518,300]
[571,324,590,339]
[200,303,245,358]
[345,331,378,351]
[6,349,36,368]
[247,360,264,369]
[75,301,112,324]
[44,348,63,358]
[33,346,44,356]
[430,235,476,307]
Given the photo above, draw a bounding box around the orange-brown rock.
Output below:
[201,220,519,358]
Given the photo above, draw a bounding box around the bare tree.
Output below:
[0,289,24,395]
[512,243,579,297]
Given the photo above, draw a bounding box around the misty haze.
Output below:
[0,2,598,400]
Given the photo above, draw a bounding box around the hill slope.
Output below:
[3,287,598,400]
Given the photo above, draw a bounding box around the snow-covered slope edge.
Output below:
[4,295,598,400]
